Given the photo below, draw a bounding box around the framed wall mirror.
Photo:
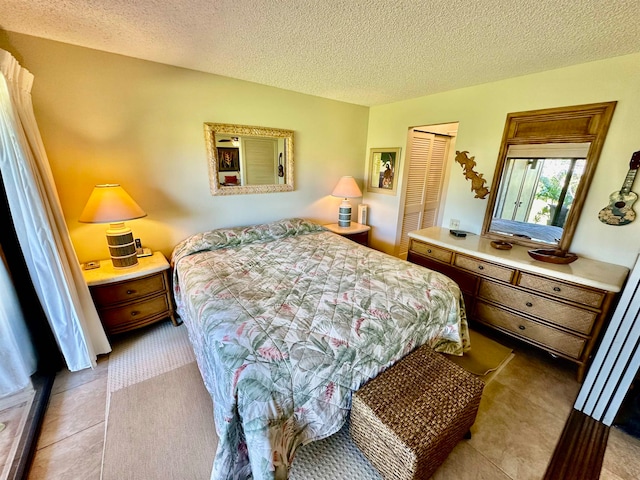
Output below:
[205,123,294,195]
[481,102,617,252]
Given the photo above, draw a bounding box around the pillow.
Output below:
[171,218,325,265]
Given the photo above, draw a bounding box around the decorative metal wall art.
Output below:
[455,150,490,199]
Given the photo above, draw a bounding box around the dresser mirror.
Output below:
[205,123,294,195]
[481,102,617,252]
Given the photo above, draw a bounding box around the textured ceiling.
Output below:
[2,0,640,106]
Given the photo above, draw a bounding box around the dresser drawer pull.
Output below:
[477,265,484,270]
[525,302,533,307]
[427,249,432,253]
[553,286,561,292]
[126,289,136,295]
[518,325,526,330]
[130,311,139,317]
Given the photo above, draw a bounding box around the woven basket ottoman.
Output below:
[349,344,484,480]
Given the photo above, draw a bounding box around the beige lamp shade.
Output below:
[79,184,146,223]
[331,176,362,228]
[79,184,146,269]
[331,176,362,199]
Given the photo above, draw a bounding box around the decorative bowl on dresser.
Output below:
[82,251,179,335]
[407,227,629,382]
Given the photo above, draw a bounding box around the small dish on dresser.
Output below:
[490,240,512,250]
[528,248,578,264]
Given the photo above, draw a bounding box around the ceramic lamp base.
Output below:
[338,199,352,227]
[106,222,138,268]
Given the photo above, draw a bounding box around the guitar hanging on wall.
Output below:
[598,150,640,226]
[278,152,284,177]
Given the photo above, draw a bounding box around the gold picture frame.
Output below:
[367,147,401,195]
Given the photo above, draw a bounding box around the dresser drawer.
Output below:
[474,301,586,359]
[99,294,170,329]
[454,255,515,283]
[408,251,478,296]
[91,272,166,306]
[477,280,596,334]
[517,272,605,308]
[409,240,453,264]
[439,265,478,296]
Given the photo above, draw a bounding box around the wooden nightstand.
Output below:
[324,222,371,247]
[82,252,179,335]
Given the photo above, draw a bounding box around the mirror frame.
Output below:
[205,123,294,195]
[481,102,617,252]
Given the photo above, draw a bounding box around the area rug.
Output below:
[102,322,513,480]
[102,362,217,480]
[446,329,514,378]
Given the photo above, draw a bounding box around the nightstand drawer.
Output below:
[99,294,170,330]
[91,272,166,306]
[324,223,371,247]
[346,230,369,246]
[83,252,178,335]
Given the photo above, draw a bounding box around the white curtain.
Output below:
[0,246,36,398]
[0,49,111,373]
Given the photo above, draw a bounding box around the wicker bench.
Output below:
[349,344,485,480]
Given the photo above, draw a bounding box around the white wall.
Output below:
[365,53,640,268]
[1,32,369,262]
[4,31,640,269]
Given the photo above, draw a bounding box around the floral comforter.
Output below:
[171,218,469,480]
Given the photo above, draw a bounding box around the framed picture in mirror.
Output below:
[218,147,239,172]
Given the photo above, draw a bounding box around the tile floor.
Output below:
[0,385,34,479]
[6,323,640,480]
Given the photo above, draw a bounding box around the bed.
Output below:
[171,218,470,480]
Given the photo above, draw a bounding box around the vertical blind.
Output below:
[575,254,640,425]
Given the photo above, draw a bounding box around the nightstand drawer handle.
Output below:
[525,301,533,307]
[477,265,484,270]
[126,289,136,295]
[553,286,561,292]
[518,325,526,330]
[130,311,139,317]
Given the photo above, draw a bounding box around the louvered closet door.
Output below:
[243,137,278,185]
[397,132,449,258]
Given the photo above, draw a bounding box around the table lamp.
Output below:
[331,176,362,227]
[79,184,147,268]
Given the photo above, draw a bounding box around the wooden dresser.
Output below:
[407,227,629,382]
[82,252,178,335]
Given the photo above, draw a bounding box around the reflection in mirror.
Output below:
[205,123,294,195]
[490,143,589,245]
[481,102,617,252]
